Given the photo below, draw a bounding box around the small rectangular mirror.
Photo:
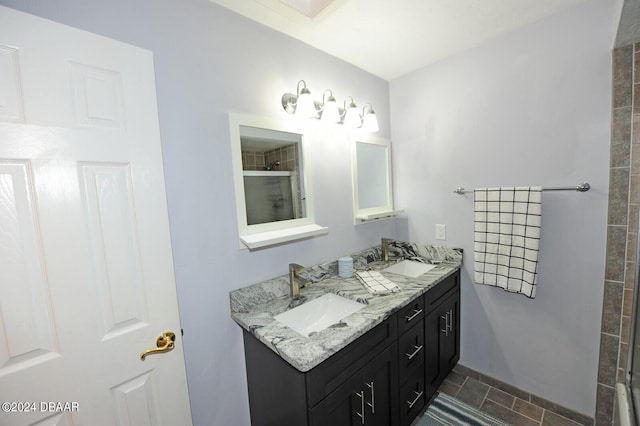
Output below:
[351,137,402,223]
[240,125,305,225]
[229,113,327,249]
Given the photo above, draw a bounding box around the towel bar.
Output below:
[453,182,590,195]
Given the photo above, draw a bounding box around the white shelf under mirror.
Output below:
[239,224,329,250]
[355,209,404,224]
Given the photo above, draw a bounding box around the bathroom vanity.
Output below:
[230,243,462,426]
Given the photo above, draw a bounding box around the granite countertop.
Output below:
[230,241,463,372]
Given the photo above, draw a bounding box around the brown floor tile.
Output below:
[531,394,593,426]
[486,387,515,409]
[480,373,531,401]
[438,379,460,397]
[445,369,466,386]
[514,398,544,422]
[456,378,489,409]
[454,364,481,380]
[480,399,539,426]
[542,410,584,426]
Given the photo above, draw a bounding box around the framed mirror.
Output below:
[351,136,403,224]
[229,113,327,249]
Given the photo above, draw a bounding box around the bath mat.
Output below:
[417,393,508,426]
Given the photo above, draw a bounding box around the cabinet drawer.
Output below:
[399,366,425,426]
[397,296,425,336]
[398,319,424,384]
[424,271,459,313]
[306,315,397,408]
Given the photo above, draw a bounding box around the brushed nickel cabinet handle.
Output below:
[407,390,424,409]
[405,344,424,360]
[405,308,423,322]
[440,312,449,336]
[366,381,375,414]
[354,390,365,424]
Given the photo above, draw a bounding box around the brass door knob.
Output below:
[140,331,176,361]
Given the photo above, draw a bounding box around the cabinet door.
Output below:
[361,343,398,426]
[309,343,398,426]
[424,290,460,398]
[440,290,460,375]
[424,305,443,398]
[308,371,368,426]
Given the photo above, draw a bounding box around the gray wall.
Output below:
[390,0,622,416]
[0,1,394,424]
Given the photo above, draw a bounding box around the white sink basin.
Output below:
[274,293,365,337]
[383,260,436,278]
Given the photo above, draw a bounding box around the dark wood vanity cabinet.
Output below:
[242,270,460,426]
[242,315,398,426]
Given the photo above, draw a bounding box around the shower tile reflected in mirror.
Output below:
[240,133,303,225]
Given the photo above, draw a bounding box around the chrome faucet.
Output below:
[381,238,393,261]
[289,263,311,299]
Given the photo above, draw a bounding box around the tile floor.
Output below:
[433,365,594,425]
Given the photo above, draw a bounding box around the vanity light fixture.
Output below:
[281,80,379,132]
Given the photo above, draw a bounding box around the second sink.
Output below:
[383,259,436,278]
[274,293,365,338]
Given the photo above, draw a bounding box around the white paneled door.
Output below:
[0,6,192,426]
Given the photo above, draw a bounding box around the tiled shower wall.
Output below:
[596,42,639,425]
[241,144,299,172]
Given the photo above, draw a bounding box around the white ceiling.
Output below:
[209,0,589,80]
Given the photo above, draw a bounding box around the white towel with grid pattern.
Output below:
[355,271,401,295]
[473,186,542,298]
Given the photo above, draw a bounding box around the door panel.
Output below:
[70,62,125,130]
[0,6,191,425]
[80,162,149,339]
[0,45,24,122]
[112,372,162,426]
[0,160,58,373]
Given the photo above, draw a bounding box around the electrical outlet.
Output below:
[435,224,446,240]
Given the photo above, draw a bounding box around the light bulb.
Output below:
[321,98,340,123]
[295,86,317,119]
[343,98,361,128]
[362,110,379,132]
